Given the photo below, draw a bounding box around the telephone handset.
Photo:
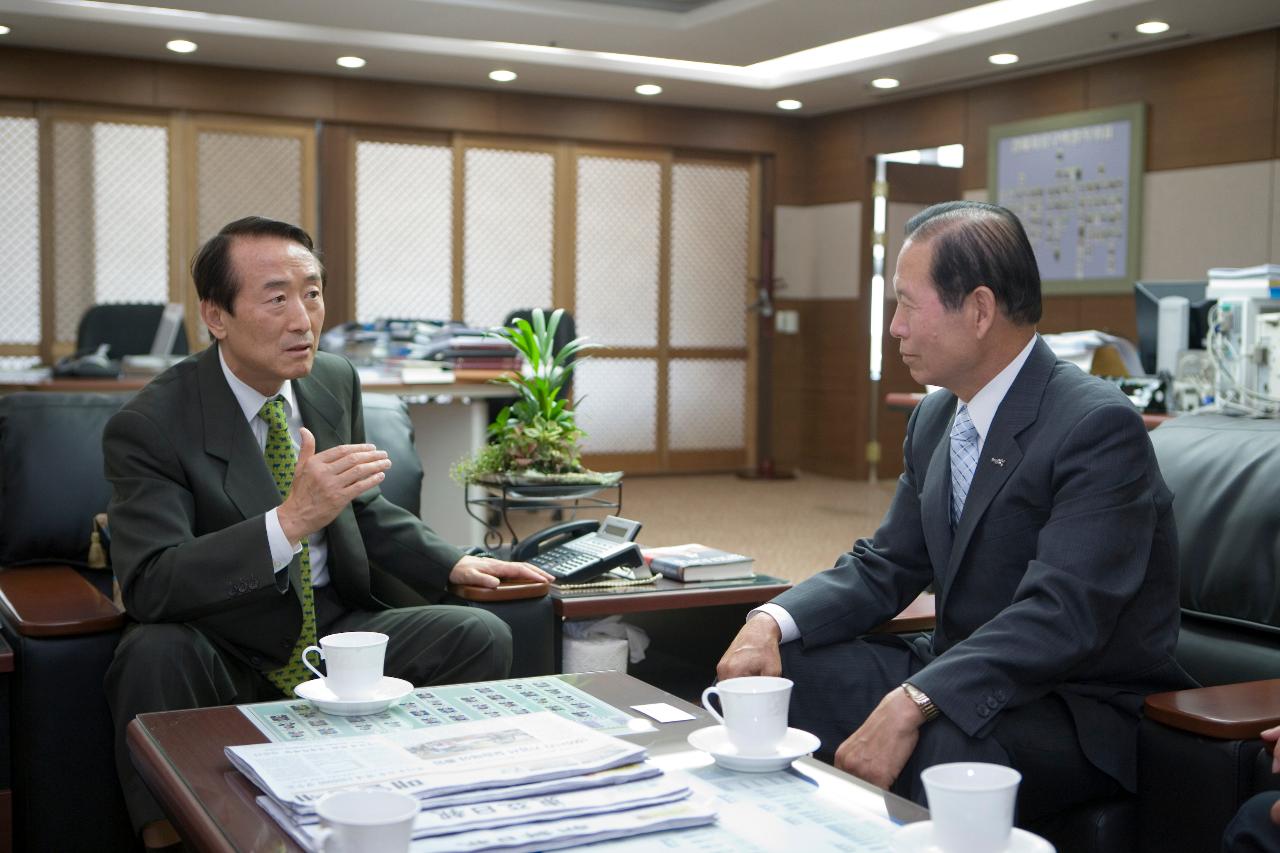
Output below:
[514,515,646,584]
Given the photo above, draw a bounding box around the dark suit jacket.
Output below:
[104,345,464,670]
[774,337,1192,790]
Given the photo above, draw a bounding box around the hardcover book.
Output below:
[641,544,755,583]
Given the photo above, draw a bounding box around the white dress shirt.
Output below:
[218,348,330,587]
[754,335,1039,643]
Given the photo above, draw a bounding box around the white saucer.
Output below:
[686,725,820,772]
[294,676,413,716]
[891,821,1054,853]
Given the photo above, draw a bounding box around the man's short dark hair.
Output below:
[903,201,1041,325]
[191,216,323,315]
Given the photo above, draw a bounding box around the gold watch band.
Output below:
[902,681,939,722]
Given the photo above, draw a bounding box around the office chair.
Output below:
[75,303,190,361]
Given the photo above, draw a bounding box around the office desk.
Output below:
[0,373,513,545]
[127,671,927,852]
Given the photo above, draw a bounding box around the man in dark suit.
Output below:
[104,216,551,837]
[1222,725,1280,853]
[717,201,1192,822]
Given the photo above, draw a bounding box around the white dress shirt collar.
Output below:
[217,345,298,424]
[958,334,1037,452]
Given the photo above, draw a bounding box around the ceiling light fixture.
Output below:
[635,83,663,96]
[988,52,1019,65]
[165,39,197,54]
[336,56,366,68]
[489,69,517,82]
[776,99,803,110]
[871,77,901,89]
[0,25,10,35]
[1135,20,1170,35]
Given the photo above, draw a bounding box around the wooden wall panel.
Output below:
[1078,294,1136,340]
[155,65,336,119]
[498,93,648,144]
[334,79,499,132]
[1086,31,1278,171]
[643,105,781,154]
[961,69,1087,190]
[773,120,810,207]
[861,91,966,165]
[1037,296,1081,334]
[807,111,866,205]
[769,299,805,471]
[317,124,353,328]
[0,47,155,107]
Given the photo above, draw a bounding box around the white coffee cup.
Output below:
[314,789,418,853]
[701,676,793,756]
[920,762,1022,853]
[302,631,388,699]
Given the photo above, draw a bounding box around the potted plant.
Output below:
[452,308,620,488]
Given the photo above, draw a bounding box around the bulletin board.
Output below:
[988,103,1146,295]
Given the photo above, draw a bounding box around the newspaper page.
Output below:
[260,796,717,853]
[227,713,646,810]
[277,774,691,837]
[240,676,649,741]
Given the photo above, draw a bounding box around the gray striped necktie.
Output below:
[950,404,979,526]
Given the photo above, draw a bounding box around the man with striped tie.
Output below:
[102,216,552,843]
[717,201,1193,827]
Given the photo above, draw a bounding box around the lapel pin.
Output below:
[990,457,1006,467]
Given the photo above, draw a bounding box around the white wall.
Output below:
[776,201,861,299]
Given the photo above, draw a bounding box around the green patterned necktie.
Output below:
[259,396,317,697]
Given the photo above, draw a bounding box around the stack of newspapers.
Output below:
[226,712,715,852]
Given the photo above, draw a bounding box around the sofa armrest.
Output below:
[0,564,126,637]
[449,579,550,603]
[1144,679,1280,740]
[873,593,937,634]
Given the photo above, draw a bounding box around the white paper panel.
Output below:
[52,121,96,342]
[576,157,661,347]
[668,359,745,450]
[197,131,303,244]
[574,358,657,453]
[0,117,40,345]
[355,141,453,322]
[93,123,169,305]
[669,163,749,348]
[463,148,554,329]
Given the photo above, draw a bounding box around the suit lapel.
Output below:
[921,402,956,568]
[197,345,281,522]
[293,369,345,453]
[946,338,1055,578]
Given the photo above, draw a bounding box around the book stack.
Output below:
[640,544,755,583]
[228,712,715,851]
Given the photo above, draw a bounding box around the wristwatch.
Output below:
[902,681,939,722]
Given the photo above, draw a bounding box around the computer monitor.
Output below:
[1134,281,1215,375]
[149,303,186,356]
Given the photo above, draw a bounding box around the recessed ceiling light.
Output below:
[166,39,197,54]
[0,25,10,36]
[988,53,1019,65]
[776,99,803,111]
[635,83,663,96]
[489,69,517,82]
[1135,20,1170,35]
[336,56,366,69]
[870,77,900,89]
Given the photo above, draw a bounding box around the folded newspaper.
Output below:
[226,713,646,811]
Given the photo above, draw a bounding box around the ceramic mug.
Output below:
[301,631,388,699]
[701,675,793,756]
[314,789,417,853]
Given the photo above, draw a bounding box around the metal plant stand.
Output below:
[464,480,623,551]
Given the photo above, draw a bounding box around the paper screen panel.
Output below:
[575,156,660,348]
[92,123,169,305]
[355,141,453,322]
[463,148,553,329]
[0,356,41,370]
[197,131,302,244]
[669,163,750,348]
[52,122,97,342]
[574,358,657,453]
[0,117,40,345]
[668,359,745,450]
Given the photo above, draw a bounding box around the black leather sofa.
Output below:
[0,389,552,851]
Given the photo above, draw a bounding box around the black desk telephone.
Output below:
[512,515,647,584]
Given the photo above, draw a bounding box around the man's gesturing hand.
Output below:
[277,428,391,544]
[716,613,783,680]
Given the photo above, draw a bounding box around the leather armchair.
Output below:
[0,390,553,851]
[1137,413,1280,853]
